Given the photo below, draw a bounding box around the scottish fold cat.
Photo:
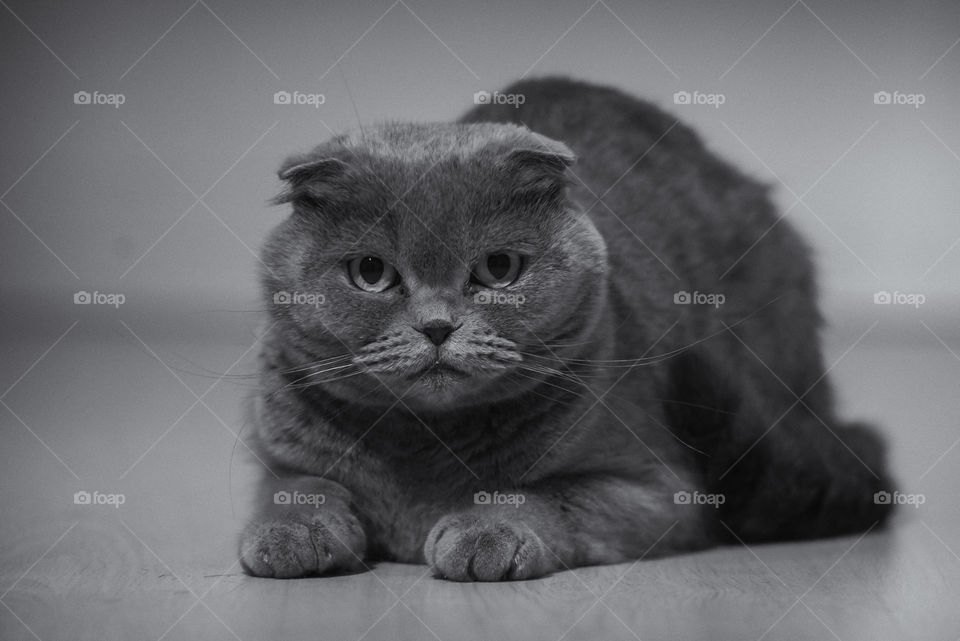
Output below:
[240,77,892,581]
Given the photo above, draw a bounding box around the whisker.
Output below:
[520,350,682,368]
[265,362,362,400]
[293,362,357,380]
[533,339,601,348]
[519,361,608,386]
[279,354,353,374]
[522,294,786,368]
[512,368,586,400]
[505,371,586,407]
[518,364,594,391]
[276,370,365,392]
[291,372,364,387]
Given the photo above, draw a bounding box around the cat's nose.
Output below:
[417,321,456,346]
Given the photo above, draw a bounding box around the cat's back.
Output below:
[459,77,776,258]
[460,76,704,201]
[462,77,813,345]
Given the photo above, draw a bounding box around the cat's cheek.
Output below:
[567,211,609,274]
[294,285,400,347]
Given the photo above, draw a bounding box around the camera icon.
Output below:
[273,291,291,305]
[473,90,491,105]
[74,290,92,304]
[74,490,91,504]
[473,291,492,305]
[73,91,91,105]
[874,490,891,505]
[673,91,691,105]
[273,91,291,105]
[273,491,291,505]
[673,491,691,505]
[473,491,491,505]
[873,91,891,105]
[873,291,891,305]
[673,291,691,304]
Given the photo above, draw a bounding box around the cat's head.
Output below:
[262,122,607,411]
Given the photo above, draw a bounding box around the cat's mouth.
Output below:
[406,361,469,381]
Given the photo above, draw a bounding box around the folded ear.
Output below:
[274,156,349,207]
[504,134,576,199]
[507,133,576,172]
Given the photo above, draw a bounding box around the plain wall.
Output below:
[1,0,958,343]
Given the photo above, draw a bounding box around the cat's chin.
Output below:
[398,363,479,408]
[353,363,506,411]
[406,362,469,380]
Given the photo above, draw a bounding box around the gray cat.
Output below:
[240,77,893,581]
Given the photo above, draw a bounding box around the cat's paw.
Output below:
[424,513,551,581]
[239,511,366,578]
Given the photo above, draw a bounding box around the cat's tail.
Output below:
[712,418,895,543]
[663,350,896,544]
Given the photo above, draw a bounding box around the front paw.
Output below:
[424,513,552,581]
[239,511,366,579]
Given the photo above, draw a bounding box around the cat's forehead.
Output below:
[277,121,576,264]
[332,122,546,163]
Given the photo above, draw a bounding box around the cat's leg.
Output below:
[239,473,367,578]
[423,471,709,581]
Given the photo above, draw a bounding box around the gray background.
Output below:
[2,2,959,640]
[1,0,958,341]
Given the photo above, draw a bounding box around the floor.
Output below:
[2,316,959,641]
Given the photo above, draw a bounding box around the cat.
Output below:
[239,77,894,581]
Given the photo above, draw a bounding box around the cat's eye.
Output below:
[471,252,522,289]
[348,256,399,292]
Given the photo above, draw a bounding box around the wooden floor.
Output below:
[2,322,959,640]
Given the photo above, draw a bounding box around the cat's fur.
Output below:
[240,77,894,581]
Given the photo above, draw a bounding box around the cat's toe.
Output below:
[425,515,549,581]
[240,512,367,578]
[240,519,321,578]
